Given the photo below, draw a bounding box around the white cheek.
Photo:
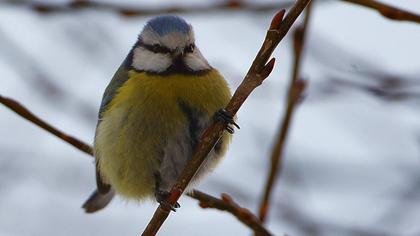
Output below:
[132,47,171,72]
[184,49,211,71]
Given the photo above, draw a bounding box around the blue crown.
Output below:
[146,16,191,36]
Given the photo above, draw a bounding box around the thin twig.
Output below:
[187,190,271,236]
[0,94,93,156]
[141,0,313,235]
[3,0,293,17]
[258,2,313,223]
[341,0,420,24]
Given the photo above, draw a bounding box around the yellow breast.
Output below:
[94,69,231,199]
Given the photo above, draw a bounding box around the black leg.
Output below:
[214,109,240,134]
[155,190,181,211]
[154,172,180,212]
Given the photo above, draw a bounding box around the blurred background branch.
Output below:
[258,1,312,223]
[0,94,93,155]
[2,0,420,24]
[2,0,294,16]
[341,0,420,24]
[188,190,271,236]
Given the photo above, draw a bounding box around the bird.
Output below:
[82,15,236,213]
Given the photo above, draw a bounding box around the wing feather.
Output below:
[95,54,132,193]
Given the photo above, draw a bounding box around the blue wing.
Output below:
[94,54,132,194]
[98,60,130,120]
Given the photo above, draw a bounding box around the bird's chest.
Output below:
[100,73,216,150]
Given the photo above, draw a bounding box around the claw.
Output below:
[214,109,240,134]
[160,200,178,212]
[155,190,180,212]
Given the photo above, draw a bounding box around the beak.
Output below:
[172,47,184,58]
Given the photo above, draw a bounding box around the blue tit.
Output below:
[82,16,233,213]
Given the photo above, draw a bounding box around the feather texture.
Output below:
[94,69,231,200]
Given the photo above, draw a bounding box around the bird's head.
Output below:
[129,16,211,74]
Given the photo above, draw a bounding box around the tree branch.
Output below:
[187,190,271,236]
[0,94,93,156]
[141,0,313,235]
[3,0,293,17]
[258,1,313,223]
[341,0,420,24]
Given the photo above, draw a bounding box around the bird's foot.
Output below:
[214,109,240,134]
[155,190,180,212]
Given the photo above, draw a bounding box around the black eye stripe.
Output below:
[153,44,171,54]
[138,42,195,54]
[139,42,171,54]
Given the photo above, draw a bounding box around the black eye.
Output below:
[152,44,162,52]
[151,44,170,54]
[184,44,195,53]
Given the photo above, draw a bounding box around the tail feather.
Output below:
[82,188,115,213]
